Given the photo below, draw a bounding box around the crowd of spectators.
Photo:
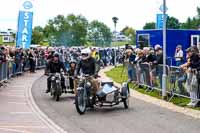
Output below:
[124,44,200,107]
[0,45,48,76]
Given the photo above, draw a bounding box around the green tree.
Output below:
[88,20,112,47]
[66,14,88,46]
[143,16,180,29]
[43,14,88,46]
[31,26,44,44]
[121,26,136,45]
[180,7,200,29]
[167,16,180,29]
[143,22,156,29]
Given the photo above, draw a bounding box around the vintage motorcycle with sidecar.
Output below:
[75,74,130,115]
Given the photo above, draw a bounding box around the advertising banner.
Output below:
[16,0,34,49]
[156,14,168,29]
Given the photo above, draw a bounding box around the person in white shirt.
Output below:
[174,45,183,66]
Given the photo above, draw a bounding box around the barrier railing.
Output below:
[127,63,200,102]
[0,58,46,85]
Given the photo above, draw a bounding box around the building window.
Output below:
[4,37,9,41]
[137,34,150,49]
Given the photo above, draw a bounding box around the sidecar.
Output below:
[96,81,130,109]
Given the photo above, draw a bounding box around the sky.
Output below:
[0,0,199,31]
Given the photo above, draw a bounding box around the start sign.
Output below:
[16,0,34,49]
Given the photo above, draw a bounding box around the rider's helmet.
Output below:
[53,52,59,57]
[81,48,91,60]
[53,53,59,62]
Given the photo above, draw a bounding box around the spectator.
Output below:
[125,48,136,82]
[135,49,145,84]
[15,48,23,73]
[174,45,183,66]
[0,47,7,63]
[153,44,163,89]
[181,47,200,107]
[28,49,36,73]
[141,47,155,87]
[142,47,156,63]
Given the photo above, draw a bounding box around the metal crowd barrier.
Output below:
[0,58,47,86]
[36,58,46,69]
[127,63,200,102]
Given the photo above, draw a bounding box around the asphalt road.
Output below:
[32,76,200,133]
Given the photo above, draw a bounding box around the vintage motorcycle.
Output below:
[49,73,63,101]
[75,74,130,115]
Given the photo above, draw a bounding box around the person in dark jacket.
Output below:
[0,47,6,63]
[45,53,67,93]
[28,49,36,73]
[142,47,156,63]
[180,47,200,107]
[153,45,163,89]
[75,48,99,96]
[76,50,96,76]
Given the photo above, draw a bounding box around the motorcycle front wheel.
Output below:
[75,88,87,115]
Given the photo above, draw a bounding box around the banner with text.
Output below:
[156,14,168,29]
[16,0,34,49]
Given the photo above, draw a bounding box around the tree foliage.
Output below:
[167,16,180,29]
[143,7,200,30]
[31,26,44,44]
[180,7,200,29]
[121,26,136,45]
[88,20,112,47]
[143,22,156,29]
[43,14,88,46]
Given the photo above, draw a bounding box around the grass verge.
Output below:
[105,66,200,111]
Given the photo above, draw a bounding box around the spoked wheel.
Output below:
[122,86,130,109]
[55,83,62,102]
[75,88,87,115]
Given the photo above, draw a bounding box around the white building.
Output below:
[0,29,16,43]
[112,31,131,42]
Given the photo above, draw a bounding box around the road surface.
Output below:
[32,76,200,133]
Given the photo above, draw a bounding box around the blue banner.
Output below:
[156,14,168,29]
[16,11,33,49]
[16,0,34,49]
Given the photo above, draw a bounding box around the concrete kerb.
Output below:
[103,66,200,119]
[25,73,67,133]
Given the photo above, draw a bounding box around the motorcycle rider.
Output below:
[45,53,67,93]
[75,48,99,95]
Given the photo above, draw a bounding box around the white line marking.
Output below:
[7,90,24,91]
[0,127,31,133]
[0,126,46,129]
[8,102,26,105]
[10,112,33,115]
[0,94,24,98]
